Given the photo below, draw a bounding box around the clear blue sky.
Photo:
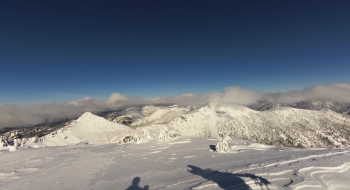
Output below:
[1,0,349,104]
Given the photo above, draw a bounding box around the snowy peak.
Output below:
[80,111,95,117]
[36,112,137,146]
[76,112,103,123]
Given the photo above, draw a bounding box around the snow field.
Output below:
[1,137,350,189]
[1,103,350,189]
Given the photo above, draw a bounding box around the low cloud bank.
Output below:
[215,83,350,105]
[1,83,350,129]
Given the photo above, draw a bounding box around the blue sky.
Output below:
[1,0,350,104]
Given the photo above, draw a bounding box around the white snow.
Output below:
[1,104,350,189]
[215,136,232,153]
[29,112,137,146]
[1,137,350,189]
[130,106,190,126]
[168,103,350,148]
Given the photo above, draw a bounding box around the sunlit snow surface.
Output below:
[1,137,350,189]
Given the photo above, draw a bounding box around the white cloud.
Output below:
[215,86,265,105]
[266,83,350,104]
[1,82,350,129]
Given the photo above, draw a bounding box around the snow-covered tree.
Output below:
[203,124,211,137]
[7,139,21,152]
[158,126,169,141]
[158,126,179,141]
[9,146,18,152]
[142,128,152,139]
[120,134,140,143]
[9,142,19,152]
[121,135,131,143]
[14,139,21,147]
[21,138,27,146]
[215,136,231,153]
[132,135,140,143]
[31,136,39,143]
[0,141,4,153]
[168,130,178,138]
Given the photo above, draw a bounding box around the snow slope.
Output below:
[106,107,144,124]
[1,137,350,189]
[102,105,190,127]
[169,103,350,148]
[130,105,190,126]
[33,112,137,146]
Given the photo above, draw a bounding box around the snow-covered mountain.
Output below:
[102,105,191,126]
[251,100,350,114]
[2,102,350,149]
[0,119,73,146]
[102,107,144,125]
[28,112,137,146]
[1,104,350,189]
[168,103,350,148]
[0,105,189,148]
[129,105,190,126]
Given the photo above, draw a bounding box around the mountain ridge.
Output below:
[1,101,350,148]
[250,100,350,114]
[168,103,350,148]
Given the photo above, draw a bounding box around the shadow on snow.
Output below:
[188,165,270,190]
[125,177,149,190]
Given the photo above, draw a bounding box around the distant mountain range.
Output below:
[169,103,350,148]
[1,100,350,149]
[101,105,192,126]
[250,100,350,114]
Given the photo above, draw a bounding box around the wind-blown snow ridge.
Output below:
[293,162,350,190]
